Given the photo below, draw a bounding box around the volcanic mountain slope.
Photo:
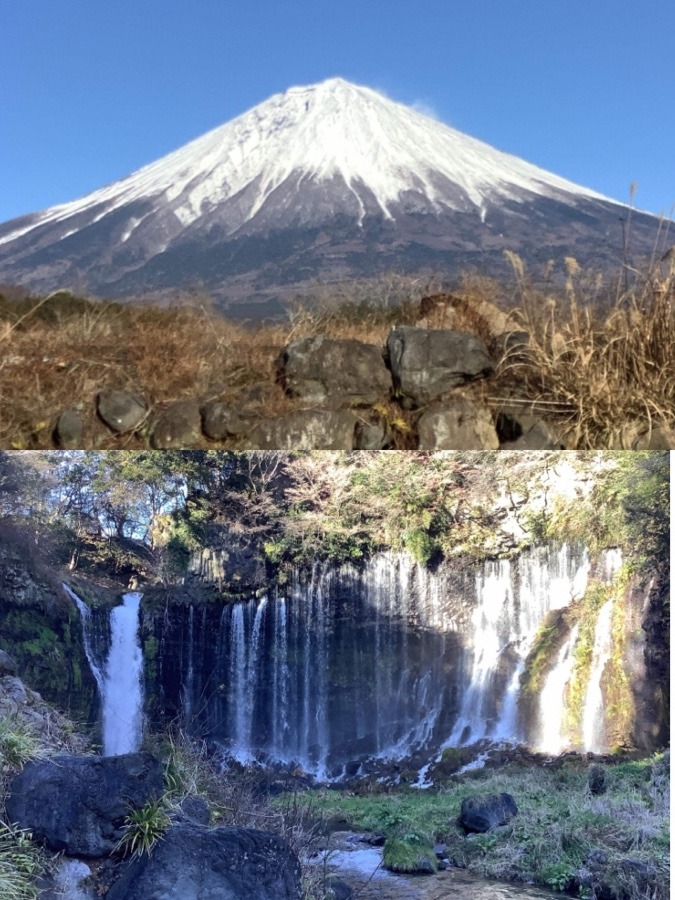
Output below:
[0,78,665,315]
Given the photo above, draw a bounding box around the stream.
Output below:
[317,834,561,900]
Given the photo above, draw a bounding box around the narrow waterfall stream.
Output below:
[67,586,144,756]
[63,584,106,697]
[104,592,144,756]
[537,624,579,753]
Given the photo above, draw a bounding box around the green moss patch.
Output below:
[382,831,438,873]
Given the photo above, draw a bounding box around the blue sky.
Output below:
[2,0,673,222]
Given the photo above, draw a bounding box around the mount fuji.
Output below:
[0,78,664,315]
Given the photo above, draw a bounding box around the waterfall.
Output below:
[272,596,289,756]
[582,599,614,752]
[63,584,106,696]
[67,585,144,756]
[103,593,144,756]
[580,548,621,753]
[537,624,579,753]
[169,542,602,775]
[447,544,589,746]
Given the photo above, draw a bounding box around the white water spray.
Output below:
[447,545,589,746]
[103,593,144,756]
[537,624,579,754]
[67,585,144,756]
[62,584,106,696]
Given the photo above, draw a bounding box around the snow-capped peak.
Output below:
[0,78,612,248]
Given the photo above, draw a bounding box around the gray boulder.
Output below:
[97,390,147,433]
[498,415,566,450]
[5,752,164,857]
[417,400,499,449]
[55,410,83,449]
[0,649,18,676]
[151,401,203,448]
[386,327,493,405]
[280,336,390,407]
[354,418,387,450]
[201,401,248,440]
[244,409,358,449]
[106,823,302,900]
[459,792,518,833]
[177,795,211,826]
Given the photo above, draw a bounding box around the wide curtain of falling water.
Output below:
[157,543,607,777]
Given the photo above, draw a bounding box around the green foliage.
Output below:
[0,720,37,768]
[263,540,286,564]
[612,453,670,571]
[402,528,438,566]
[164,515,206,574]
[0,823,43,900]
[541,453,669,574]
[542,861,573,891]
[161,729,210,800]
[114,799,170,858]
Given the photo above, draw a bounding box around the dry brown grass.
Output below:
[494,253,675,448]
[0,261,673,450]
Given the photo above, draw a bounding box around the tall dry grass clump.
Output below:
[498,252,675,448]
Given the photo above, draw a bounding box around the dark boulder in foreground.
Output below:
[588,763,607,795]
[107,823,302,900]
[386,327,494,405]
[280,335,391,407]
[5,752,164,857]
[459,792,518,833]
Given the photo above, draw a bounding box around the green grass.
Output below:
[300,755,669,898]
[0,824,43,900]
[0,719,38,768]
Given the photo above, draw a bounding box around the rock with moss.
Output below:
[382,832,438,874]
[0,649,18,676]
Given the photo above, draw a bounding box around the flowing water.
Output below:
[317,836,560,900]
[160,543,598,775]
[67,586,144,756]
[63,584,106,697]
[537,624,579,753]
[103,592,144,756]
[446,544,589,746]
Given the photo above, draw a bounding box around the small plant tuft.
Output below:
[114,799,171,858]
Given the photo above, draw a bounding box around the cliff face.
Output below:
[0,529,95,722]
[636,578,670,749]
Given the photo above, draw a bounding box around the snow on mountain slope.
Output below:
[0,77,612,249]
